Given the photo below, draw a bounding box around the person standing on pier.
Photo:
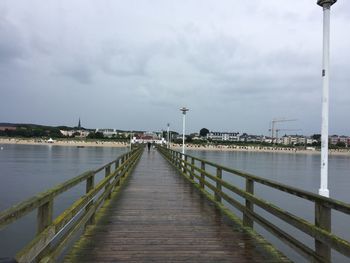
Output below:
[147,142,151,152]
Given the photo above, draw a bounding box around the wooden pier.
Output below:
[1,146,350,263]
[65,150,286,262]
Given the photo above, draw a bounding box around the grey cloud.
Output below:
[0,0,349,135]
[96,43,151,77]
[0,16,25,65]
[58,61,94,84]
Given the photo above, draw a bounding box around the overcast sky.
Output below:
[1,1,349,135]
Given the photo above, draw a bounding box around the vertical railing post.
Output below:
[121,156,128,179]
[85,173,95,227]
[123,154,129,179]
[176,152,178,167]
[175,152,179,167]
[200,161,205,189]
[37,198,53,260]
[105,165,111,199]
[175,152,178,167]
[315,202,331,262]
[37,199,53,234]
[215,167,222,202]
[115,159,121,187]
[243,178,254,228]
[190,158,195,180]
[184,155,188,175]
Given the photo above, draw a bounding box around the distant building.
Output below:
[133,132,165,144]
[306,138,315,145]
[60,129,90,138]
[339,136,348,145]
[282,135,307,145]
[329,135,339,145]
[207,132,239,141]
[95,128,118,138]
[239,134,263,143]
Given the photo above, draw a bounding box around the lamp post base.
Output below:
[318,188,329,197]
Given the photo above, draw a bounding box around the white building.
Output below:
[207,132,239,141]
[95,128,118,138]
[60,129,90,138]
[282,135,307,145]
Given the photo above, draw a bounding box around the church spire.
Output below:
[78,118,81,129]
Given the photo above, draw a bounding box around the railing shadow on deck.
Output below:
[157,146,350,263]
[0,146,143,263]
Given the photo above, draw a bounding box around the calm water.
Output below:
[0,145,349,261]
[187,149,350,262]
[0,144,128,258]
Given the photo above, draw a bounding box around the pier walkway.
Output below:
[65,150,285,262]
[1,146,349,262]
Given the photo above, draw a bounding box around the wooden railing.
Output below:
[158,146,350,263]
[0,146,143,263]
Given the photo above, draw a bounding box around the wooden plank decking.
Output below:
[65,149,287,262]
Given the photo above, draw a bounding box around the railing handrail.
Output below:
[0,146,144,263]
[158,146,350,262]
[175,148,350,214]
[0,147,139,229]
[0,170,92,228]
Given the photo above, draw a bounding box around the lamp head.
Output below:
[317,0,337,7]
[180,107,189,114]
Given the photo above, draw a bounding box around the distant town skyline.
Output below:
[1,1,350,135]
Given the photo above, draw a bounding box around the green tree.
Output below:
[336,142,346,148]
[199,128,209,137]
[311,134,321,141]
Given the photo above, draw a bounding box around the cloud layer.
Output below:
[1,0,349,135]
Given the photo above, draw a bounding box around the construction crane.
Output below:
[270,118,297,144]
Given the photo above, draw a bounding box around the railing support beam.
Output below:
[215,168,222,202]
[200,161,205,189]
[190,158,195,180]
[105,165,111,199]
[115,159,121,187]
[85,174,95,227]
[37,200,53,234]
[37,198,53,260]
[243,179,254,228]
[315,202,331,262]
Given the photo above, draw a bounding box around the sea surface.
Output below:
[0,145,349,262]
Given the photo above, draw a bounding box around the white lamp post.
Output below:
[180,107,189,155]
[317,0,336,198]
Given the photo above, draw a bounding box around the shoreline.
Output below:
[170,144,350,156]
[1,138,350,156]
